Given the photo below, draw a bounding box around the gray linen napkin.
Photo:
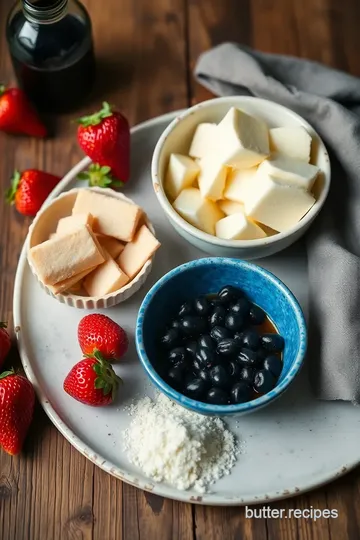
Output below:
[194,43,360,403]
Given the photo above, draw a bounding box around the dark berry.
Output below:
[249,304,266,325]
[231,381,252,404]
[180,316,207,336]
[261,333,285,353]
[225,312,244,332]
[209,306,226,328]
[236,347,260,366]
[160,328,180,348]
[168,347,187,365]
[239,329,260,351]
[254,370,277,393]
[217,285,241,304]
[209,365,231,389]
[217,338,239,356]
[239,366,255,384]
[198,334,215,351]
[178,301,193,317]
[167,366,184,388]
[230,297,250,319]
[263,355,283,378]
[210,325,231,343]
[185,378,207,400]
[207,387,229,405]
[194,296,211,316]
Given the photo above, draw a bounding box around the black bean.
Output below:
[192,358,202,372]
[171,319,182,330]
[207,387,229,405]
[217,338,239,356]
[254,370,277,393]
[180,316,207,336]
[185,378,207,400]
[231,381,252,404]
[185,341,198,358]
[249,304,266,325]
[167,366,184,388]
[160,328,180,348]
[228,360,242,378]
[196,346,216,366]
[210,326,231,343]
[263,355,283,378]
[217,285,241,305]
[209,306,227,328]
[256,347,269,361]
[230,297,250,318]
[168,347,187,365]
[198,369,211,385]
[178,301,193,317]
[239,366,255,384]
[239,329,260,351]
[261,333,285,353]
[209,365,232,389]
[236,347,260,366]
[194,296,211,316]
[198,334,215,351]
[225,312,244,332]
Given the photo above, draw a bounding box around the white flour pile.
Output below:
[123,393,239,493]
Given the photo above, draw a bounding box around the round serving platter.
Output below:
[13,111,360,506]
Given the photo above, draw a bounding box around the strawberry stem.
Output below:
[77,163,124,189]
[77,102,113,127]
[0,369,14,380]
[5,170,21,205]
[0,321,7,329]
[91,350,122,401]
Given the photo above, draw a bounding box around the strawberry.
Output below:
[63,353,122,406]
[76,101,130,184]
[6,169,61,216]
[0,85,47,137]
[78,314,129,362]
[0,322,11,370]
[0,370,35,455]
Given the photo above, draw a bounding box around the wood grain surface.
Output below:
[1,0,360,538]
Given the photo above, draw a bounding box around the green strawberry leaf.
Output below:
[0,321,8,329]
[0,85,6,97]
[77,102,113,127]
[5,170,21,205]
[0,369,15,380]
[77,163,124,190]
[94,378,105,389]
[103,382,111,396]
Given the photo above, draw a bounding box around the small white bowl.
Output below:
[151,96,331,259]
[27,187,155,309]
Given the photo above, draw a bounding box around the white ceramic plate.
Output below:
[14,112,360,506]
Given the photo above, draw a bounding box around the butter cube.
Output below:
[224,168,258,203]
[198,157,227,201]
[84,249,130,297]
[218,200,244,216]
[216,107,269,169]
[270,127,312,162]
[189,123,218,159]
[96,234,124,259]
[243,170,316,232]
[72,190,142,242]
[56,213,94,236]
[216,213,266,240]
[173,188,224,235]
[165,153,200,200]
[258,155,319,190]
[29,225,105,285]
[117,225,161,280]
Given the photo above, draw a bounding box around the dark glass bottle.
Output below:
[6,0,96,113]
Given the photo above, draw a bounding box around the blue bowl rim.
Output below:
[135,257,307,415]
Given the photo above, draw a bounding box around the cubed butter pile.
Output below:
[29,190,161,296]
[165,107,319,239]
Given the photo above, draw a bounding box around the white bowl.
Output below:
[151,96,331,259]
[27,187,155,309]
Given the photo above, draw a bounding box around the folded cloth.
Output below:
[195,43,360,403]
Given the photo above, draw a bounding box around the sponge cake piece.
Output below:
[117,225,161,280]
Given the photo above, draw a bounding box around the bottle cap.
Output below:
[23,0,68,24]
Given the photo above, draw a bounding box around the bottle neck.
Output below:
[22,0,68,24]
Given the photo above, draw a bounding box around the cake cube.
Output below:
[117,225,161,280]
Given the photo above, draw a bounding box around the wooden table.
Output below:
[1,0,360,538]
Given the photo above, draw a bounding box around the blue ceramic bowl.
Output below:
[136,258,307,416]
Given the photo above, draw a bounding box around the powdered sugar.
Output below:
[123,393,239,493]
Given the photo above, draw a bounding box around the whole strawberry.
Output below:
[0,370,35,455]
[0,322,11,370]
[6,169,61,216]
[0,85,47,137]
[78,314,129,362]
[63,353,122,406]
[77,101,130,184]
